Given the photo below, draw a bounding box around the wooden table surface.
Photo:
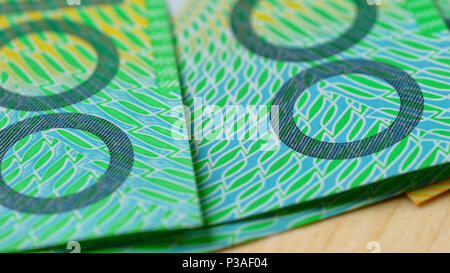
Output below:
[221,193,450,253]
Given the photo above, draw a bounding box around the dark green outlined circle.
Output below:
[0,19,119,111]
[0,113,134,214]
[231,0,377,62]
[270,60,424,159]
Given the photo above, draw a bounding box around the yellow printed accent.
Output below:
[407,179,450,205]
[252,11,275,24]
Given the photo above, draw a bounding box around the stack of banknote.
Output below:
[0,0,448,252]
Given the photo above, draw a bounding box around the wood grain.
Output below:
[220,194,450,253]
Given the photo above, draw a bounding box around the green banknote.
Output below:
[52,0,449,253]
[0,0,202,252]
[3,0,450,253]
[174,0,450,225]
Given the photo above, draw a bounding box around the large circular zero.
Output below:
[0,113,134,214]
[270,60,424,159]
[0,20,119,111]
[231,0,377,62]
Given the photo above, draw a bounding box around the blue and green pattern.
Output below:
[46,162,450,252]
[175,0,450,225]
[2,0,450,253]
[67,0,449,253]
[0,0,201,252]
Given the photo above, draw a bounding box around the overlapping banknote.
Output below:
[0,0,448,252]
[0,0,203,251]
[406,0,450,205]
